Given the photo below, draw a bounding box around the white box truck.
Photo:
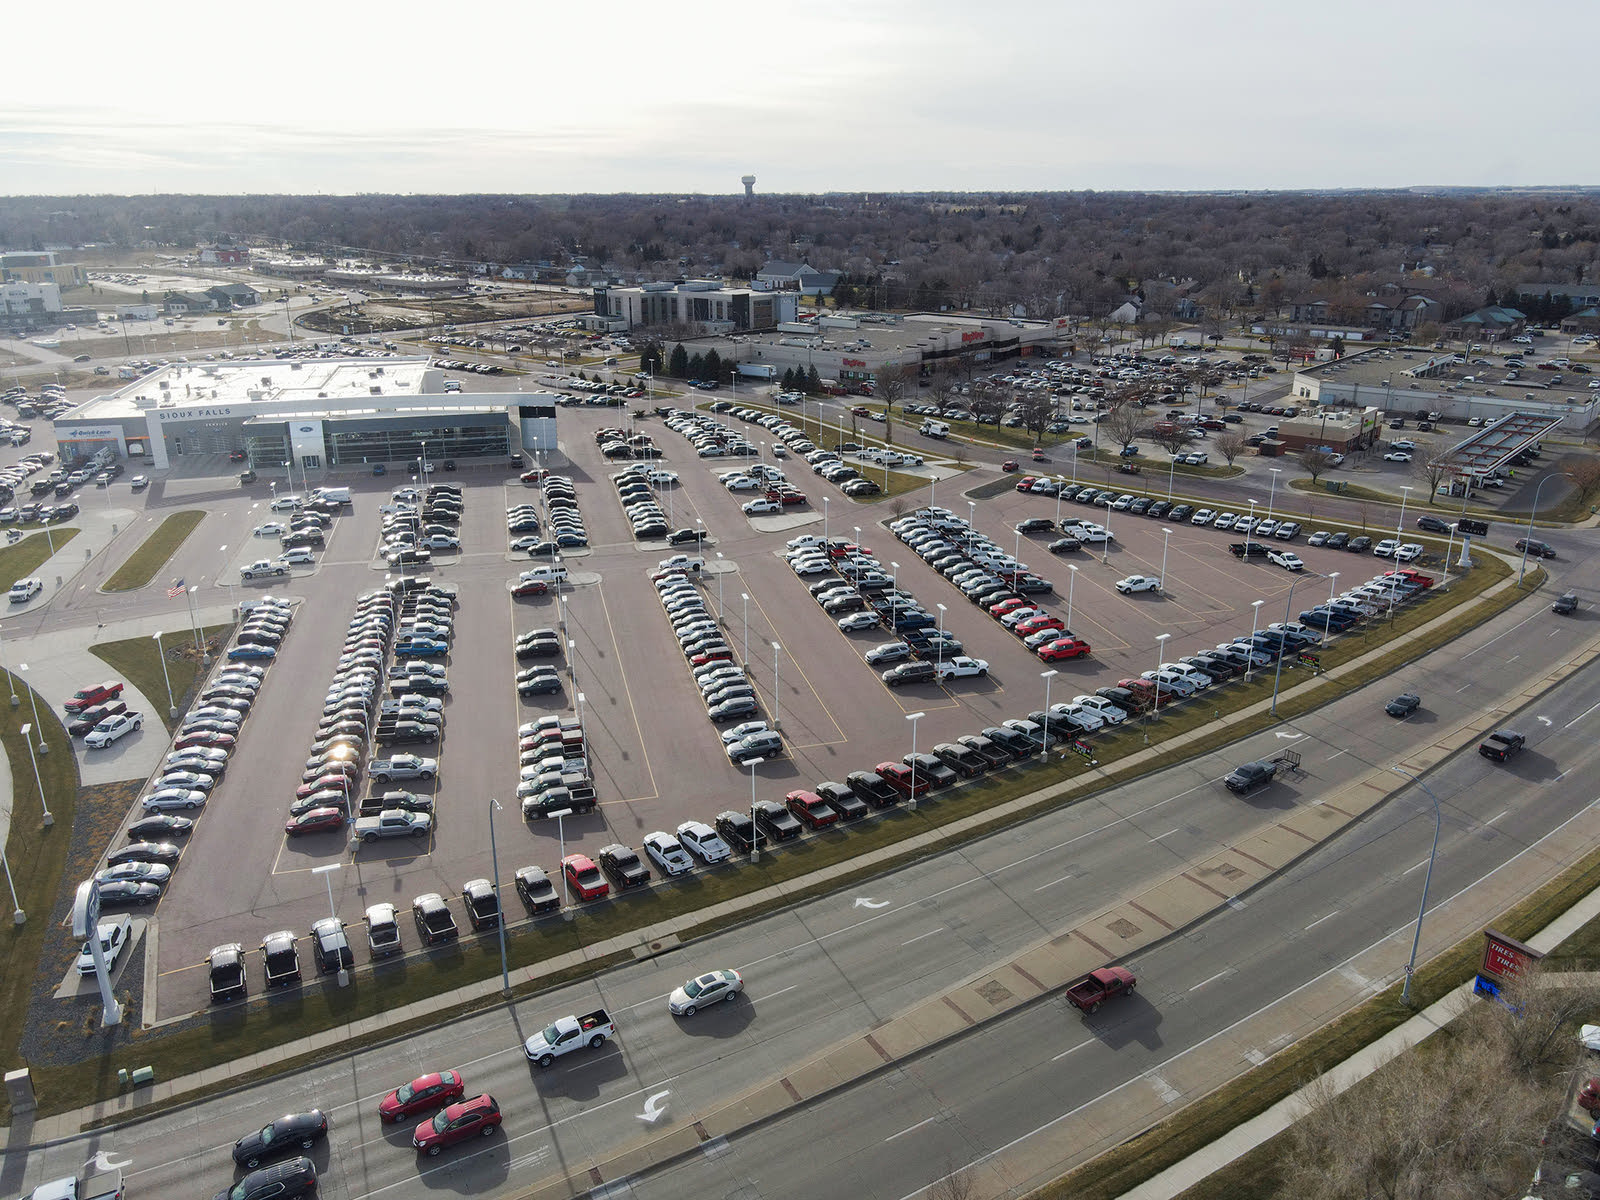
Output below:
[919,419,950,438]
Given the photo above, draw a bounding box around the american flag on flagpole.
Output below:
[166,578,186,599]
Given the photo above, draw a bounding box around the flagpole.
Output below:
[185,585,208,663]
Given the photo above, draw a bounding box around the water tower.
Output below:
[741,174,756,199]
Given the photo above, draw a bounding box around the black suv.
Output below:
[882,660,937,687]
[215,1157,319,1200]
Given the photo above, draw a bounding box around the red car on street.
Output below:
[1037,637,1092,662]
[380,1070,465,1122]
[562,854,610,901]
[1001,460,1020,472]
[412,1093,501,1155]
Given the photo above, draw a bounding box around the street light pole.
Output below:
[935,603,947,670]
[1039,670,1057,759]
[16,664,45,753]
[1066,563,1079,628]
[1266,466,1282,524]
[822,496,829,544]
[311,863,348,987]
[1269,577,1304,715]
[548,808,573,913]
[714,552,726,621]
[740,593,750,663]
[19,724,49,826]
[1327,571,1340,611]
[1517,473,1574,585]
[1247,600,1265,681]
[1159,527,1172,594]
[1150,633,1171,726]
[747,757,765,861]
[488,797,510,993]
[1388,766,1441,1006]
[772,642,781,731]
[153,632,177,719]
[905,711,924,810]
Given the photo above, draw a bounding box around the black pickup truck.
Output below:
[1228,541,1272,559]
[1478,730,1526,762]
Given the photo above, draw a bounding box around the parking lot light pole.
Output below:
[1327,571,1340,611]
[890,562,900,627]
[1246,599,1265,682]
[311,863,348,987]
[1053,480,1066,527]
[1266,467,1282,524]
[740,593,750,663]
[1269,577,1304,715]
[1167,454,1177,502]
[152,633,177,719]
[1071,441,1080,486]
[747,757,765,862]
[1150,633,1171,727]
[714,552,726,620]
[1396,484,1413,540]
[548,808,573,913]
[1065,564,1079,628]
[1387,766,1441,1006]
[935,604,947,669]
[1039,671,1057,759]
[1100,504,1113,565]
[1517,472,1573,585]
[1159,527,1172,595]
[19,724,48,826]
[822,497,829,544]
[772,642,781,731]
[1245,499,1257,555]
[967,500,976,537]
[488,797,511,993]
[566,638,577,684]
[905,712,924,810]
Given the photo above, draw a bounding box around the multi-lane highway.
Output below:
[12,575,1594,1200]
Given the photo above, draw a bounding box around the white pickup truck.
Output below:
[352,809,433,842]
[934,656,989,681]
[523,1009,616,1067]
[27,1163,125,1200]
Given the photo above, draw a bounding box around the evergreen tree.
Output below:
[807,365,821,393]
[703,348,723,382]
[668,343,689,379]
[688,352,705,381]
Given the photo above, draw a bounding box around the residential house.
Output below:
[163,291,217,315]
[1443,305,1526,343]
[206,283,259,310]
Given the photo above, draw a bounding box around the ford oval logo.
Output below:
[297,425,314,433]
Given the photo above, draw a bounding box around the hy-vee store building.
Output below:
[54,358,557,471]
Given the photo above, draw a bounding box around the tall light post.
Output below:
[152,632,177,719]
[853,525,861,552]
[1150,633,1171,724]
[967,500,976,539]
[16,664,44,752]
[822,496,830,544]
[1039,670,1058,759]
[1245,498,1257,554]
[0,623,14,707]
[1265,466,1282,524]
[905,712,924,811]
[934,603,947,669]
[1071,440,1080,486]
[19,724,49,826]
[740,593,750,663]
[771,642,782,731]
[1065,563,1079,628]
[1245,599,1266,681]
[1388,766,1441,1006]
[1396,484,1413,539]
[1013,526,1022,567]
[714,552,726,620]
[746,757,765,861]
[488,797,510,993]
[889,562,900,628]
[1327,571,1341,610]
[1,843,20,923]
[1054,478,1067,527]
[1269,577,1304,715]
[1100,502,1113,565]
[1517,472,1574,585]
[566,638,577,685]
[185,584,208,662]
[548,807,573,912]
[1158,527,1173,594]
[311,863,348,987]
[1167,453,1178,502]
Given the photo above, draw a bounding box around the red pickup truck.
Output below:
[1065,966,1137,1013]
[64,680,125,714]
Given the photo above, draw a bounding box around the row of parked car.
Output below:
[511,473,589,556]
[663,409,762,459]
[610,461,701,542]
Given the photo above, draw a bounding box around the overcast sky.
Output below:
[5,0,1594,196]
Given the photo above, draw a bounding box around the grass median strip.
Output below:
[0,527,80,590]
[7,549,1533,1123]
[102,511,205,592]
[90,624,234,732]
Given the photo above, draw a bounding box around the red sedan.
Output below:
[284,807,345,837]
[379,1069,465,1123]
[412,1093,501,1156]
[174,730,236,751]
[1037,637,1092,662]
[297,773,355,800]
[562,854,609,901]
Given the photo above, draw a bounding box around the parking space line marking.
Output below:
[1034,873,1073,891]
[1304,910,1339,930]
[900,929,942,946]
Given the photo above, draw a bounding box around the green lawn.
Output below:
[0,528,80,590]
[90,623,233,732]
[102,511,206,592]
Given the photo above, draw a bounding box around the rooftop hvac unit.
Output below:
[370,386,383,395]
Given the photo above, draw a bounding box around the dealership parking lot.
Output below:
[79,404,1455,1017]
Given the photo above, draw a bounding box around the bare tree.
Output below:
[951,442,970,465]
[1099,402,1148,454]
[1214,431,1250,466]
[1017,393,1055,443]
[925,370,954,416]
[1412,454,1448,504]
[1147,426,1191,460]
[970,392,1005,427]
[927,1163,976,1200]
[888,496,909,519]
[875,365,914,446]
[1299,448,1335,483]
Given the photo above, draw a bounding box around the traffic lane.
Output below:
[622,685,1600,1200]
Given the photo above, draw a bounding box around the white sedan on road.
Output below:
[669,969,744,1017]
[253,522,288,537]
[1383,451,1412,463]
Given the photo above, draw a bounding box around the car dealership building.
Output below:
[54,357,557,471]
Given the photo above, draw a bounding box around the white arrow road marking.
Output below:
[91,1151,132,1171]
[1537,716,1552,726]
[1274,731,1304,740]
[854,897,890,909]
[638,1091,670,1123]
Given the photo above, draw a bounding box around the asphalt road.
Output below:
[13,577,1593,1200]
